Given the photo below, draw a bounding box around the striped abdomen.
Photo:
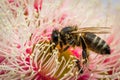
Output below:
[83,32,110,54]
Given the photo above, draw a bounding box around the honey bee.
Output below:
[50,26,111,72]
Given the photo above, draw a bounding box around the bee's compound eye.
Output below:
[52,30,59,43]
[53,34,58,40]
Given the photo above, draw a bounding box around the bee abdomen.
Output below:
[83,32,110,54]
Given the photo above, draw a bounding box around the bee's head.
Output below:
[51,29,60,45]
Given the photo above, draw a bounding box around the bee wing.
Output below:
[72,27,111,34]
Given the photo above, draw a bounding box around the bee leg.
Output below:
[60,41,63,49]
[62,39,74,52]
[82,50,88,64]
[80,37,88,64]
[63,45,70,52]
[76,59,83,74]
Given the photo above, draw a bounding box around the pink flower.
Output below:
[0,0,120,80]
